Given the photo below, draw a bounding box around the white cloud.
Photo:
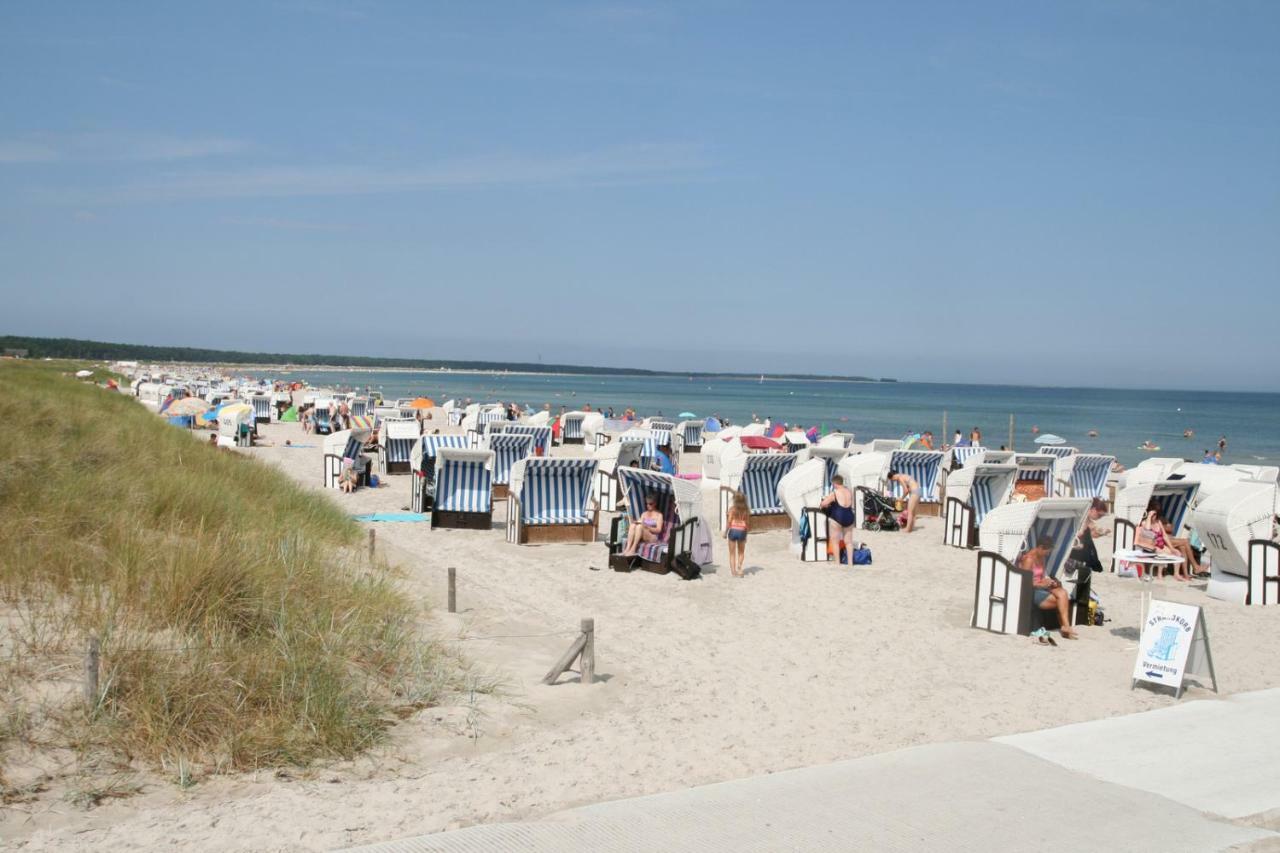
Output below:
[0,131,249,164]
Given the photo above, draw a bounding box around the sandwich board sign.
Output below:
[1131,599,1218,699]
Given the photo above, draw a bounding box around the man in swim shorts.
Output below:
[820,474,857,564]
[887,468,920,533]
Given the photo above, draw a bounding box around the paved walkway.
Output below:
[348,689,1280,852]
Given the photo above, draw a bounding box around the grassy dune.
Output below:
[0,361,454,793]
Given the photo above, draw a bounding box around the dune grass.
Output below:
[0,361,458,788]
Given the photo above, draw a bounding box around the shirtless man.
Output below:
[819,474,856,564]
[887,468,920,533]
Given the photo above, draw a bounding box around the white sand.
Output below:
[8,417,1280,851]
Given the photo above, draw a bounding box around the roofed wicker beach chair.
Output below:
[250,394,272,425]
[505,424,553,457]
[593,435,654,513]
[606,468,703,578]
[1010,452,1057,501]
[700,426,742,479]
[972,497,1091,635]
[673,419,704,455]
[559,411,589,445]
[884,449,946,516]
[505,457,599,545]
[1054,453,1116,500]
[943,462,1018,548]
[1111,479,1200,572]
[486,432,535,500]
[719,452,798,532]
[377,417,421,475]
[778,458,831,561]
[1036,445,1078,460]
[322,429,372,490]
[947,444,987,470]
[409,433,473,513]
[431,448,495,530]
[311,398,335,435]
[1198,480,1280,605]
[782,430,811,454]
[350,396,369,418]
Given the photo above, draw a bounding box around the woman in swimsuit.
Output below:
[819,474,857,564]
[622,495,665,557]
[1141,504,1195,580]
[724,492,750,578]
[887,468,920,533]
[1018,537,1077,640]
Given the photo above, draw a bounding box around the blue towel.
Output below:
[353,512,428,523]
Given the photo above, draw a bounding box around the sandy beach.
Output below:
[7,413,1280,852]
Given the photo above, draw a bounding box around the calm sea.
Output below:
[277,369,1280,468]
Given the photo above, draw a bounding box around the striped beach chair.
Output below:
[250,394,272,425]
[350,397,369,418]
[972,498,1091,635]
[312,399,334,435]
[1036,445,1078,460]
[778,458,831,561]
[505,458,599,545]
[378,417,421,475]
[943,463,1017,548]
[560,412,588,445]
[1111,479,1200,573]
[431,448,495,530]
[594,437,653,513]
[605,468,702,578]
[322,429,372,490]
[948,445,987,470]
[1011,453,1057,500]
[486,432,535,499]
[885,449,946,514]
[1199,481,1280,605]
[720,453,798,532]
[674,420,704,455]
[1055,454,1115,501]
[505,424,553,457]
[409,434,473,513]
[782,430,810,454]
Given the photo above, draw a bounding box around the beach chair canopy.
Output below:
[1119,458,1187,490]
[522,410,550,427]
[950,445,987,469]
[595,436,650,473]
[1114,479,1200,532]
[783,430,810,448]
[619,428,660,465]
[510,458,598,524]
[1013,453,1056,482]
[817,432,856,448]
[736,453,798,514]
[1229,465,1280,485]
[409,433,472,472]
[676,420,704,446]
[740,423,767,438]
[807,446,851,490]
[560,411,588,440]
[504,424,553,455]
[434,448,495,513]
[1194,481,1278,580]
[946,463,1018,527]
[835,451,890,492]
[885,450,946,502]
[979,498,1090,579]
[866,439,903,454]
[1057,453,1115,499]
[779,458,826,525]
[324,428,371,461]
[1169,464,1259,509]
[381,417,421,442]
[486,433,535,485]
[617,467,700,525]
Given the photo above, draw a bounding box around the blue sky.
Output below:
[2,1,1277,390]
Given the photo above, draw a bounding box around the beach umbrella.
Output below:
[409,397,435,409]
[166,397,212,417]
[216,402,253,420]
[705,416,722,431]
[678,411,697,419]
[768,424,785,439]
[1034,434,1066,446]
[740,436,783,451]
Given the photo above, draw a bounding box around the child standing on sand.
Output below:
[725,492,750,578]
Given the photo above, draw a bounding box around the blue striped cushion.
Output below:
[1026,516,1081,578]
[506,425,553,455]
[489,434,534,485]
[385,437,414,463]
[436,458,492,513]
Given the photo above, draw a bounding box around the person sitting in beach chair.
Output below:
[1019,537,1077,641]
[621,494,665,556]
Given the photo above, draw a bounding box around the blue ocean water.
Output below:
[280,369,1280,468]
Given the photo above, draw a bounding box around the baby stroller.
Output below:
[861,489,900,531]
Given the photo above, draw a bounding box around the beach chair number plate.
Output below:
[1131,599,1218,699]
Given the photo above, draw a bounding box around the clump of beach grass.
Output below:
[0,361,466,791]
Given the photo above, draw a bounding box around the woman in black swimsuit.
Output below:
[820,475,857,564]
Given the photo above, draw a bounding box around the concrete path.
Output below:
[347,691,1280,852]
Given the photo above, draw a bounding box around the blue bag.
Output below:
[852,547,872,565]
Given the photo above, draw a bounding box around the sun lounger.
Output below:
[605,468,703,578]
[1196,480,1280,605]
[409,434,473,513]
[719,452,798,532]
[505,457,599,545]
[943,463,1017,548]
[486,432,535,499]
[377,417,421,475]
[431,448,495,530]
[972,498,1091,635]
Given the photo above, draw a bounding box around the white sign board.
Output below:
[1132,599,1218,698]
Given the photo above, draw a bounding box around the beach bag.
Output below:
[369,474,380,488]
[852,547,872,565]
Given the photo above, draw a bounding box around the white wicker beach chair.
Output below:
[1010,453,1057,499]
[719,452,798,532]
[943,463,1018,548]
[604,468,705,578]
[322,429,372,490]
[1197,480,1280,605]
[673,420,704,455]
[559,411,589,445]
[778,458,831,561]
[409,434,473,513]
[250,394,272,425]
[486,432,535,499]
[505,457,599,545]
[1110,479,1200,572]
[504,424,553,457]
[1054,453,1116,500]
[431,448,495,530]
[377,417,421,475]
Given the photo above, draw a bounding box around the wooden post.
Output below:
[84,636,100,709]
[447,567,457,614]
[580,618,595,684]
[367,528,376,562]
[941,411,948,447]
[1008,414,1015,452]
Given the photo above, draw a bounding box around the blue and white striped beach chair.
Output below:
[560,412,588,445]
[972,498,1092,635]
[322,430,372,490]
[1012,453,1057,500]
[885,450,946,512]
[949,445,987,470]
[505,424,553,457]
[350,397,369,418]
[505,458,599,544]
[1057,454,1115,501]
[486,433,535,499]
[431,448,495,530]
[674,420,704,454]
[595,437,653,513]
[250,395,272,425]
[312,400,334,435]
[720,453,798,532]
[378,417,420,475]
[943,463,1017,548]
[409,434,473,513]
[605,468,702,578]
[1111,479,1200,573]
[1036,445,1078,460]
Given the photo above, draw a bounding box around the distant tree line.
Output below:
[0,335,888,383]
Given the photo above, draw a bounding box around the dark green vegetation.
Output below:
[0,361,462,795]
[0,335,890,382]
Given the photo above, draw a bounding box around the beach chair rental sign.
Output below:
[606,468,702,578]
[1198,480,1280,605]
[971,498,1090,636]
[943,462,1018,549]
[505,458,599,545]
[486,432,535,499]
[409,434,472,513]
[719,453,798,532]
[1111,480,1200,572]
[431,448,495,530]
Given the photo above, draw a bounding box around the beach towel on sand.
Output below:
[353,512,429,523]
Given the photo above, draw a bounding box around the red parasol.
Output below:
[740,436,783,451]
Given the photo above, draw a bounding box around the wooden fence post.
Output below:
[941,411,948,447]
[368,528,376,562]
[447,567,457,614]
[84,636,100,709]
[580,618,595,684]
[1009,414,1015,452]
